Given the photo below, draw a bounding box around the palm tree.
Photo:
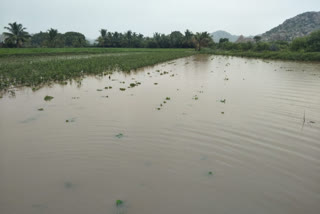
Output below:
[97,29,107,47]
[3,22,30,48]
[47,28,58,47]
[192,32,212,51]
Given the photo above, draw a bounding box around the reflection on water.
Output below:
[0,55,320,214]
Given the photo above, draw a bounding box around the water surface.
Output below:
[1,55,320,214]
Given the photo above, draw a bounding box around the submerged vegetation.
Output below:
[0,49,194,90]
[44,95,54,101]
[1,23,319,92]
[116,200,124,206]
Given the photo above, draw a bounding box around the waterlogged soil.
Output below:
[0,55,320,214]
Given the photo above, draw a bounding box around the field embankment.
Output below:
[201,50,320,61]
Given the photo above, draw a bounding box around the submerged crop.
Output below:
[0,49,195,91]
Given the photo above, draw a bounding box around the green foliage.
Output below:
[96,29,196,49]
[193,32,213,51]
[0,49,195,90]
[115,133,124,138]
[253,36,262,43]
[3,22,31,48]
[31,32,49,47]
[219,38,229,44]
[116,200,123,206]
[306,30,320,52]
[44,96,54,101]
[170,31,184,48]
[254,42,271,51]
[64,32,87,47]
[47,28,60,48]
[290,37,307,51]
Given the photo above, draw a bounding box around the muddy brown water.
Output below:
[0,55,320,214]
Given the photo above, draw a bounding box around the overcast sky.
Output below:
[1,0,319,39]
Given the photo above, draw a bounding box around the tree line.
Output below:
[0,22,213,50]
[212,31,320,52]
[1,22,319,52]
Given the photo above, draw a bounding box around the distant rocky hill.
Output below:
[235,35,254,43]
[262,11,320,41]
[211,30,239,43]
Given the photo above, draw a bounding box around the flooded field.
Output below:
[0,55,320,214]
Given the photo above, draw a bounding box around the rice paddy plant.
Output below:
[0,49,195,90]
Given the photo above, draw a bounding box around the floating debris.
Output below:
[116,200,123,206]
[32,87,40,91]
[130,83,136,87]
[220,99,226,103]
[38,108,44,111]
[166,97,171,100]
[64,181,73,189]
[154,83,158,85]
[116,133,124,138]
[221,112,225,114]
[44,96,54,101]
[208,171,213,175]
[120,88,126,91]
[97,89,103,91]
